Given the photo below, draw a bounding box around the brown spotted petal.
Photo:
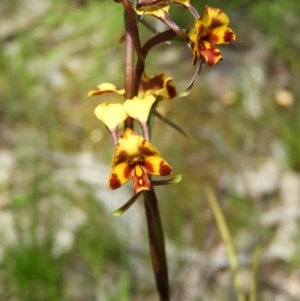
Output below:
[143,156,172,176]
[112,129,159,167]
[204,25,236,45]
[139,72,177,100]
[109,162,134,190]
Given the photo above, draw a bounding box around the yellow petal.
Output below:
[134,3,170,17]
[124,93,156,123]
[109,162,133,190]
[88,83,125,97]
[201,6,230,30]
[112,129,159,167]
[94,102,128,130]
[206,25,236,45]
[144,156,172,176]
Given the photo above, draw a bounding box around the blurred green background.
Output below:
[1,0,300,300]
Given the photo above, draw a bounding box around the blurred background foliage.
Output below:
[0,0,300,300]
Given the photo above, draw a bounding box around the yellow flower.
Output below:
[109,129,172,193]
[188,5,236,66]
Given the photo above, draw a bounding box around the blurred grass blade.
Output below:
[113,191,142,216]
[154,110,196,144]
[151,175,182,186]
[203,185,246,301]
[250,246,261,301]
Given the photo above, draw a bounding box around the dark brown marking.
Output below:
[115,150,128,165]
[159,161,172,175]
[109,173,122,190]
[123,165,133,179]
[143,160,155,173]
[211,17,224,29]
[224,29,235,43]
[139,141,157,156]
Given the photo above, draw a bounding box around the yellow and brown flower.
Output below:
[187,5,236,66]
[109,128,172,193]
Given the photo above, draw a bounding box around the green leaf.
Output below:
[154,110,196,144]
[147,99,160,139]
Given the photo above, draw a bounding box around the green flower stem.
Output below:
[143,189,170,301]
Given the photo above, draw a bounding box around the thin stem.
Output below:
[121,0,144,65]
[122,0,145,129]
[121,3,171,300]
[124,21,134,129]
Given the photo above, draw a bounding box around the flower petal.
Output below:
[134,3,170,17]
[94,102,128,130]
[200,6,230,30]
[139,72,177,100]
[124,93,156,123]
[88,83,125,97]
[204,25,236,45]
[132,165,152,193]
[109,162,133,190]
[112,129,159,167]
[143,156,172,176]
[201,47,223,66]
